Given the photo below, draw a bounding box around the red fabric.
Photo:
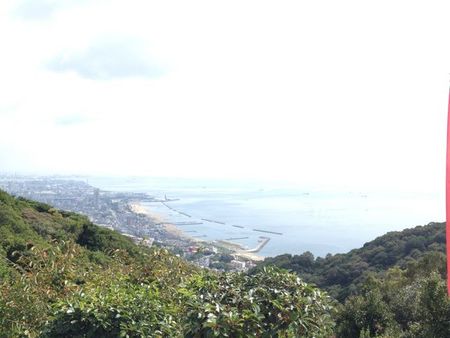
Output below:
[446,90,450,295]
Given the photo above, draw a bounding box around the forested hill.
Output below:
[257,222,446,301]
[1,189,449,337]
[0,190,334,337]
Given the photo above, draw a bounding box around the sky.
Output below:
[0,0,449,193]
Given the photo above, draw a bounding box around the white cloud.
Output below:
[13,0,68,20]
[0,0,448,193]
[47,36,166,80]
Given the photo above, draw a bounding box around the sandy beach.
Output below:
[129,202,202,242]
[128,201,263,261]
[129,203,149,215]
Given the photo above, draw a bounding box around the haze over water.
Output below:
[89,176,444,257]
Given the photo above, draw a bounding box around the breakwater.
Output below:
[161,202,192,218]
[155,200,282,255]
[201,218,226,225]
[156,221,203,226]
[245,237,270,253]
[252,229,283,235]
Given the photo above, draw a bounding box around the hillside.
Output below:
[1,189,449,337]
[0,190,334,337]
[256,222,446,301]
[254,222,450,337]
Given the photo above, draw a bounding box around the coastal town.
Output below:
[0,175,258,271]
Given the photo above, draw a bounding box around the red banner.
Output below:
[446,90,450,295]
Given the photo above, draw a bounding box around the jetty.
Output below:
[156,221,203,226]
[245,236,270,253]
[154,195,180,202]
[201,218,226,225]
[224,237,249,241]
[178,211,191,217]
[161,202,192,217]
[252,229,283,235]
[161,202,174,210]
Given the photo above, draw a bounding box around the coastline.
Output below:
[129,201,264,262]
[129,202,199,242]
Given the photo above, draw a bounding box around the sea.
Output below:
[88,176,444,258]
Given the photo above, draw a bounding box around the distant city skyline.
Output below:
[1,0,449,193]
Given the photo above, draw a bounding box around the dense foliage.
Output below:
[2,188,449,337]
[255,221,450,337]
[336,252,450,337]
[182,268,334,337]
[257,222,446,301]
[0,190,334,337]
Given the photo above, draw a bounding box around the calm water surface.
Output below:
[89,177,444,257]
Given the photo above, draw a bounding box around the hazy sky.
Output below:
[1,0,449,192]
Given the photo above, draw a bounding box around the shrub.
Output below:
[44,280,180,337]
[183,266,335,337]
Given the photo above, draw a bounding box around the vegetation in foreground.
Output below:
[0,190,333,337]
[1,189,449,337]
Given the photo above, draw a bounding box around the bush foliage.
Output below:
[0,190,334,337]
[2,189,449,337]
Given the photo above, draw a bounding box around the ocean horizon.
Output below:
[88,176,444,258]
